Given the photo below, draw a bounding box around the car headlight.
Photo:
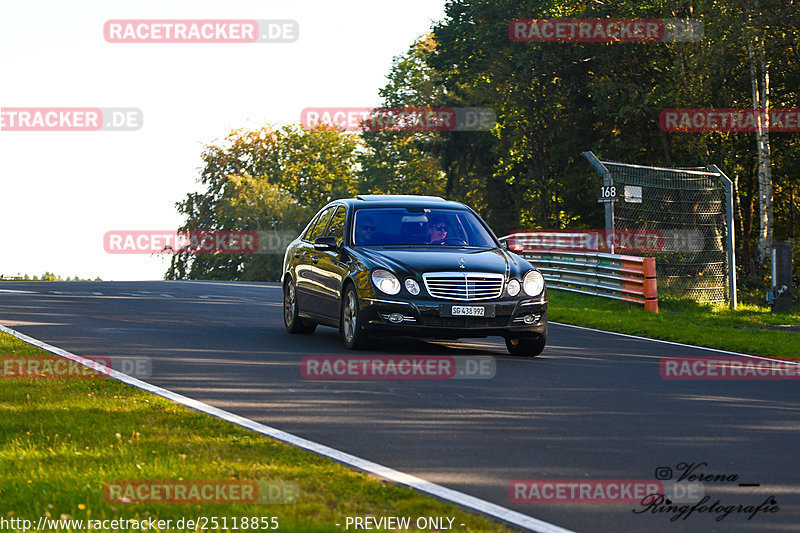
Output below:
[507,279,520,296]
[405,278,420,295]
[371,269,401,295]
[523,270,545,296]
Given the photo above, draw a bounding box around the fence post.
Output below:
[583,151,615,254]
[771,242,793,312]
[709,164,737,309]
[643,257,658,313]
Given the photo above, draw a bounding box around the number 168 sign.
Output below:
[598,185,618,202]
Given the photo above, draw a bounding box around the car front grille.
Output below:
[422,272,505,301]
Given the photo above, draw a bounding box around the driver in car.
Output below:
[426,216,449,245]
[355,215,377,245]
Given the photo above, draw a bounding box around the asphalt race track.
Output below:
[1,280,798,532]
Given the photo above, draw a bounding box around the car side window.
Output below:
[325,206,347,245]
[300,214,319,241]
[307,206,335,242]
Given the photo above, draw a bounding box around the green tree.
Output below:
[358,35,447,197]
[166,124,361,281]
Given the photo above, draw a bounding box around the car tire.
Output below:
[284,278,316,334]
[505,327,546,357]
[341,285,369,350]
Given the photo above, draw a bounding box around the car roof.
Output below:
[334,194,468,210]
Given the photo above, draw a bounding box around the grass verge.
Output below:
[0,332,515,532]
[547,290,800,361]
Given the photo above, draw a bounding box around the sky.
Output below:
[0,0,448,280]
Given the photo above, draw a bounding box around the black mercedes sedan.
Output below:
[281,195,548,356]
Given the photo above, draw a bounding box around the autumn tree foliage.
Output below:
[166,125,360,281]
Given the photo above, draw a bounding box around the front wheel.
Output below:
[341,286,369,349]
[505,327,546,357]
[284,279,316,334]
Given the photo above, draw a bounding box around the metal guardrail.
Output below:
[499,236,658,313]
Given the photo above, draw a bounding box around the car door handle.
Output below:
[311,256,319,264]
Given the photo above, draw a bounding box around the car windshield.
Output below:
[352,208,496,247]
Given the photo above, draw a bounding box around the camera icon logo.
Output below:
[655,467,673,480]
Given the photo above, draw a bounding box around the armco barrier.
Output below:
[499,237,658,312]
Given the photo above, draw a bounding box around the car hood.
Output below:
[353,246,531,277]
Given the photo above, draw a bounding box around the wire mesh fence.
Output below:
[584,152,734,304]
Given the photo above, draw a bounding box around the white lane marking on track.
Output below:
[550,321,800,365]
[115,292,175,298]
[197,295,254,302]
[0,289,37,294]
[0,323,574,533]
[49,291,105,296]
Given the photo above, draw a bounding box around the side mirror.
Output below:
[502,239,524,253]
[313,236,339,251]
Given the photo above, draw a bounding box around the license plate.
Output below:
[439,304,495,318]
[452,306,484,317]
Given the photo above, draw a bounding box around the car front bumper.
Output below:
[358,294,547,339]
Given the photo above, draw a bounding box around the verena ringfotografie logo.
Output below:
[104,480,298,504]
[660,357,800,380]
[510,480,663,503]
[104,20,298,43]
[0,108,142,131]
[660,108,800,132]
[510,18,703,43]
[300,107,496,132]
[301,356,495,380]
[1,355,151,379]
[638,461,779,522]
